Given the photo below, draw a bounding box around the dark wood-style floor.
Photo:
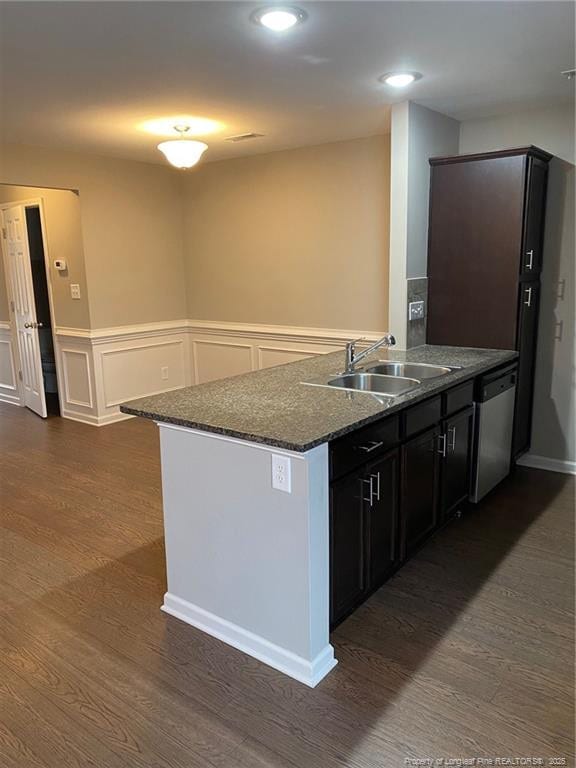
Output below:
[1,403,574,767]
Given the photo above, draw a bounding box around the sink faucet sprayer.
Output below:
[345,333,396,373]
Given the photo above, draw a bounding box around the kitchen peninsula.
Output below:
[121,344,517,687]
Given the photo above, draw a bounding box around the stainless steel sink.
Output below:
[326,373,420,396]
[364,362,454,379]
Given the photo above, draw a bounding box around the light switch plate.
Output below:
[70,283,81,300]
[408,300,425,321]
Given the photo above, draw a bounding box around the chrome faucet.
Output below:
[344,333,396,373]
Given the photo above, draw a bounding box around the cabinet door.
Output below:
[402,427,440,557]
[520,157,548,278]
[441,407,473,518]
[366,451,399,590]
[513,281,541,457]
[330,469,367,625]
[427,155,526,350]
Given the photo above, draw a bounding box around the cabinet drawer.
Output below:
[402,396,442,439]
[443,380,474,417]
[330,415,399,481]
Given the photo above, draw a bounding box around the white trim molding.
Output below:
[55,322,192,426]
[52,319,386,426]
[162,593,337,688]
[517,453,576,476]
[0,320,22,407]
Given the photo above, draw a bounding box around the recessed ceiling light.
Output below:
[251,6,307,32]
[379,72,423,88]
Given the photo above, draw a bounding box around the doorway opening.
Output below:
[25,206,59,415]
[1,201,60,418]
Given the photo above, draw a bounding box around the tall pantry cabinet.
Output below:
[426,146,552,458]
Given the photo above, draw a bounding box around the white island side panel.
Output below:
[157,423,336,686]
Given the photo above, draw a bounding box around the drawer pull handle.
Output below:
[525,249,534,270]
[358,440,384,453]
[524,287,532,307]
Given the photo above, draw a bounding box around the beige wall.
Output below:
[460,105,575,465]
[0,144,187,328]
[183,135,390,331]
[0,185,90,327]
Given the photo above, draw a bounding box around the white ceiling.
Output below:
[0,1,574,165]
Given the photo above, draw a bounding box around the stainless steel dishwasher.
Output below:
[470,365,517,503]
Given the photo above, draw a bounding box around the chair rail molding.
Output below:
[52,319,387,426]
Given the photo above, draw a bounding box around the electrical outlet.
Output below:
[408,300,425,321]
[70,283,81,300]
[271,454,291,493]
[161,366,169,380]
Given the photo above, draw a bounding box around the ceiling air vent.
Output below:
[225,132,265,143]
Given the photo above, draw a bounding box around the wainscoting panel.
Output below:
[55,323,191,426]
[192,339,254,384]
[0,322,21,406]
[53,320,384,426]
[101,340,187,407]
[61,349,93,408]
[257,346,320,370]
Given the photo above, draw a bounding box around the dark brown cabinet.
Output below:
[330,384,479,626]
[426,146,551,459]
[330,469,366,623]
[330,449,399,626]
[367,452,399,590]
[514,281,541,455]
[440,407,474,519]
[401,426,440,557]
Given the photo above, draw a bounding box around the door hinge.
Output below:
[10,300,15,313]
[18,370,23,382]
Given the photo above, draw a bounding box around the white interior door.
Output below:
[1,205,47,417]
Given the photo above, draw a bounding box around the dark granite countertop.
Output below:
[121,345,517,452]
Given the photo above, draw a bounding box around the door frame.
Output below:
[0,197,64,415]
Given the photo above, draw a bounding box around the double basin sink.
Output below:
[307,362,458,397]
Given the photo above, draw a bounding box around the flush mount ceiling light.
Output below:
[251,6,307,31]
[157,126,208,169]
[379,72,423,88]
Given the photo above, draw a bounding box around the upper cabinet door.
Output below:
[520,157,549,279]
[427,155,527,350]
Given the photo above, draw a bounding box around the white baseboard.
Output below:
[517,453,576,476]
[162,592,337,688]
[60,408,135,427]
